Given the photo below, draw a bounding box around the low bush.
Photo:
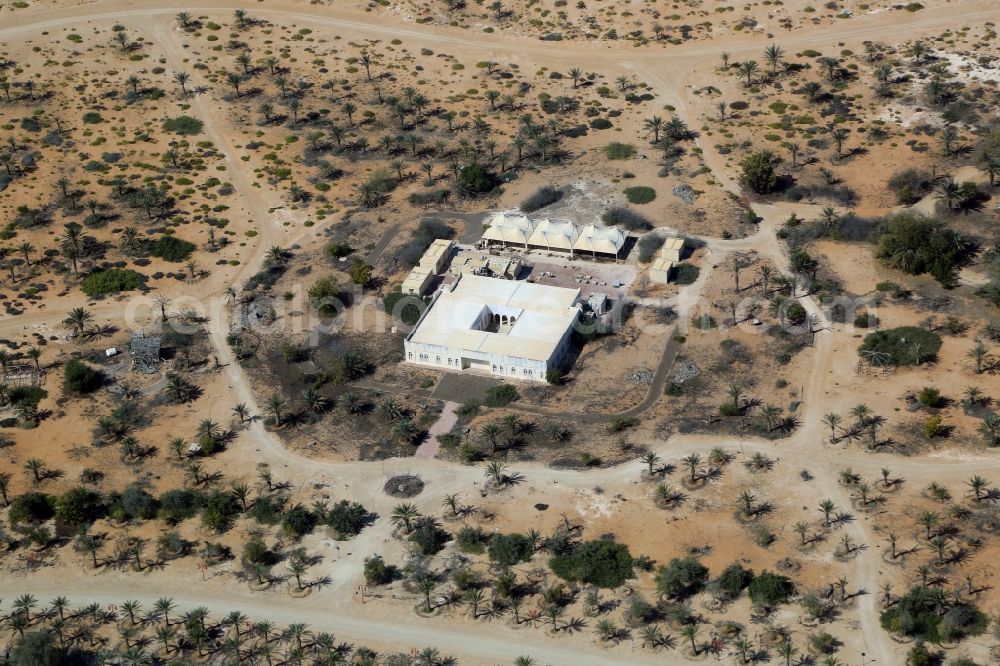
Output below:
[162,115,204,135]
[603,142,636,160]
[637,234,665,263]
[521,185,564,212]
[623,186,656,204]
[81,268,144,296]
[601,207,651,231]
[484,383,519,407]
[64,358,103,393]
[149,235,196,262]
[858,326,941,366]
[550,539,634,588]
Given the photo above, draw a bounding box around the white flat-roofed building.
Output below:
[402,267,434,296]
[661,237,685,263]
[419,238,454,273]
[649,258,673,283]
[404,274,581,382]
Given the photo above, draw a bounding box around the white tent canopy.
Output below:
[481,211,533,247]
[573,224,626,256]
[527,218,579,252]
[482,211,628,257]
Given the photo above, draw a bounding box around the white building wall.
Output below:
[403,339,554,382]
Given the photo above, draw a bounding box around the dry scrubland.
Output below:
[1,0,1000,665]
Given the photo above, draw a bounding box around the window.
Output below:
[407,352,413,360]
[435,356,441,364]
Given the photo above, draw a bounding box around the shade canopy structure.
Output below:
[573,224,626,257]
[481,211,533,247]
[527,218,580,253]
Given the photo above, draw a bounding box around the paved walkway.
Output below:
[415,400,460,459]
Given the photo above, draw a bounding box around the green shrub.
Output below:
[488,532,534,566]
[712,562,754,600]
[457,163,499,195]
[409,522,450,555]
[162,115,204,135]
[858,326,942,366]
[281,504,317,539]
[308,276,346,316]
[325,500,370,536]
[623,186,656,204]
[739,152,777,194]
[456,526,488,553]
[484,383,519,407]
[748,570,794,606]
[149,235,196,262]
[64,358,103,393]
[364,554,396,585]
[881,586,987,642]
[603,142,636,160]
[550,539,634,588]
[655,557,709,599]
[673,263,700,285]
[8,492,56,524]
[383,291,425,326]
[81,268,144,296]
[82,112,103,124]
[873,212,972,287]
[601,207,651,231]
[918,386,943,407]
[521,185,564,212]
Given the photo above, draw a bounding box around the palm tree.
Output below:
[176,11,193,27]
[568,67,583,88]
[122,600,142,625]
[682,453,701,483]
[643,115,664,143]
[980,414,1000,447]
[850,403,871,428]
[793,521,809,545]
[935,177,961,211]
[681,624,699,654]
[154,598,175,626]
[173,71,190,95]
[967,475,988,501]
[155,625,175,654]
[226,71,242,96]
[351,49,373,83]
[442,494,460,517]
[484,461,508,485]
[64,307,92,336]
[391,503,420,532]
[831,127,850,158]
[777,640,797,666]
[980,154,1000,187]
[0,472,10,506]
[738,60,758,86]
[967,339,989,374]
[821,413,841,441]
[761,404,781,431]
[640,451,660,475]
[738,490,756,517]
[763,43,783,74]
[918,510,938,539]
[819,499,836,526]
[232,403,249,422]
[266,394,287,425]
[14,593,37,623]
[24,458,46,483]
[416,576,435,612]
[74,534,102,567]
[464,588,485,617]
[480,421,503,454]
[288,557,308,590]
[802,81,823,103]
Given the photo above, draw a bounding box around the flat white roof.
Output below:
[409,274,580,362]
[662,237,684,252]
